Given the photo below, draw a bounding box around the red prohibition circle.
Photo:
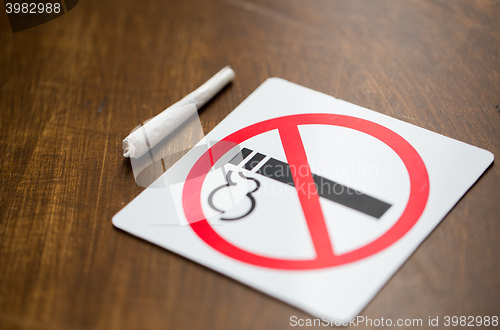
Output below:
[182,114,429,270]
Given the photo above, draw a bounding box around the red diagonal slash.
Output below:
[278,123,336,259]
[183,114,429,270]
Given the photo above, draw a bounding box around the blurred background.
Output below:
[1,0,499,329]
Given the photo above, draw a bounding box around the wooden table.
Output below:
[1,0,499,329]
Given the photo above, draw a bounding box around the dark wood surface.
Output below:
[1,0,499,329]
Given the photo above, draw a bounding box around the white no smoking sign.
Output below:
[113,79,493,320]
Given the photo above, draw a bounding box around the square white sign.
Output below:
[113,78,493,321]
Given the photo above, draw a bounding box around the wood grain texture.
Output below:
[0,0,499,329]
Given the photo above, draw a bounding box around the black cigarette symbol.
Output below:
[228,148,392,219]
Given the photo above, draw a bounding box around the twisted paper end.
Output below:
[123,137,136,158]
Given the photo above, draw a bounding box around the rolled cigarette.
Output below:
[123,66,235,158]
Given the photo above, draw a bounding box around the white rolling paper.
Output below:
[122,103,197,158]
[123,66,235,158]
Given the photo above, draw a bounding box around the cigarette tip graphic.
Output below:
[123,66,235,158]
